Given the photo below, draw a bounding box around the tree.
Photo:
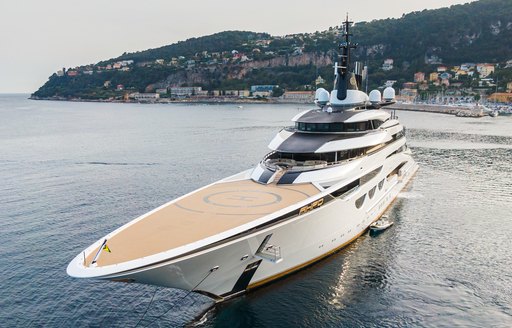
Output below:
[272,87,284,97]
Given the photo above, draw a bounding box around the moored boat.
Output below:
[369,215,394,231]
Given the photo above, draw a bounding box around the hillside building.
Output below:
[414,72,425,83]
[460,63,476,71]
[132,93,160,101]
[382,59,394,71]
[476,64,495,78]
[250,85,278,93]
[170,87,202,97]
[281,91,314,102]
[402,82,417,89]
[488,93,512,103]
[238,90,250,97]
[224,90,239,96]
[252,91,271,98]
[398,88,417,102]
[315,75,325,85]
[429,72,439,82]
[507,82,512,93]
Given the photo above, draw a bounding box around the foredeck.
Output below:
[87,179,320,267]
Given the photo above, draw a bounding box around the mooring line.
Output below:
[140,266,219,327]
[134,286,159,328]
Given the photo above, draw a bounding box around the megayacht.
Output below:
[67,17,419,302]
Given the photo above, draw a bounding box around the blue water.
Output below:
[1,94,511,327]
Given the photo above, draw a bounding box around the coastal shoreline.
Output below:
[29,96,492,117]
[28,96,313,105]
[387,102,487,117]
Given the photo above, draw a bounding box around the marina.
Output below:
[388,102,499,118]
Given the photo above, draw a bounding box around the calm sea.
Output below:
[1,94,511,327]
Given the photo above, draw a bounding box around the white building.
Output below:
[281,91,314,102]
[476,64,495,78]
[238,90,250,97]
[169,87,202,97]
[253,91,271,98]
[133,93,160,101]
[382,59,394,71]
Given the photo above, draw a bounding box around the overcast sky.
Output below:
[0,0,476,93]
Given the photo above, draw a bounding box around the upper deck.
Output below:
[87,179,321,267]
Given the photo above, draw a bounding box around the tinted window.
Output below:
[378,179,385,190]
[355,194,366,209]
[331,179,359,198]
[369,186,377,199]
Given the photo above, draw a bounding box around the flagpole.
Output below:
[91,239,107,266]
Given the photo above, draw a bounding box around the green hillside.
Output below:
[32,0,512,100]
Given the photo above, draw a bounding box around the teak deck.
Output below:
[88,179,320,266]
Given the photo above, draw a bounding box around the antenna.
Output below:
[365,62,369,94]
[335,15,357,100]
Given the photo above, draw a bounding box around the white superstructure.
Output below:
[67,18,418,301]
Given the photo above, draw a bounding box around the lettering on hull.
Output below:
[299,197,325,215]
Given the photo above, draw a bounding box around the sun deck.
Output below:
[87,179,320,267]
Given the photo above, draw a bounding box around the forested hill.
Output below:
[33,0,512,99]
[108,31,271,65]
[353,0,512,66]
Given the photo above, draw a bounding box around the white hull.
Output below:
[88,154,418,299]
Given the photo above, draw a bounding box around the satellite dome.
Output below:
[383,87,396,101]
[330,90,369,108]
[369,90,381,104]
[315,88,330,106]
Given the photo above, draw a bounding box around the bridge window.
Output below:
[296,122,344,132]
[296,120,385,133]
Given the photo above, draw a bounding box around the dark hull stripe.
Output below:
[222,260,263,297]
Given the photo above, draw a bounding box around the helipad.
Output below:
[87,179,320,266]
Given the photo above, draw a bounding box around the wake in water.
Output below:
[189,306,217,327]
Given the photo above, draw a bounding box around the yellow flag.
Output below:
[103,244,111,253]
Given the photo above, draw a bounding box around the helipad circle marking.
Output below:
[203,190,282,208]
